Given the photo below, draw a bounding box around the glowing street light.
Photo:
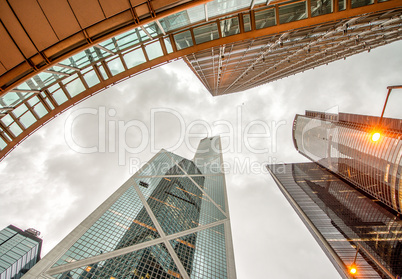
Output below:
[370,85,402,143]
[350,264,357,275]
[371,132,381,142]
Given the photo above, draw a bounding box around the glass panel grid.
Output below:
[53,243,181,279]
[171,224,227,279]
[52,186,160,267]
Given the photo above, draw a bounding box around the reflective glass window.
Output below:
[311,0,333,16]
[159,5,205,32]
[164,37,173,54]
[52,89,68,105]
[98,64,109,80]
[194,23,219,44]
[220,17,240,37]
[338,0,346,10]
[83,69,100,88]
[243,14,252,32]
[207,0,251,18]
[1,115,14,126]
[145,41,164,60]
[19,111,36,128]
[27,96,39,107]
[44,97,55,110]
[351,0,374,8]
[174,31,194,50]
[65,78,86,97]
[255,8,276,29]
[0,137,6,150]
[114,30,139,50]
[123,48,147,69]
[33,103,48,118]
[107,58,125,76]
[279,1,307,24]
[9,123,22,137]
[12,104,27,118]
[143,22,162,37]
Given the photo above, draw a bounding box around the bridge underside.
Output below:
[185,6,402,95]
[0,0,401,160]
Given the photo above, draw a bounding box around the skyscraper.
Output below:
[23,136,236,279]
[268,162,402,278]
[0,225,42,279]
[268,111,402,278]
[1,0,401,160]
[293,110,402,214]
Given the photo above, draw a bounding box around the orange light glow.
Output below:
[371,132,381,142]
[85,266,92,272]
[350,266,357,275]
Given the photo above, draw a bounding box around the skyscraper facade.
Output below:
[293,110,402,214]
[0,225,42,279]
[1,0,401,161]
[268,162,402,279]
[268,110,402,278]
[23,136,236,279]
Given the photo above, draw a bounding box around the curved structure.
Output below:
[293,110,402,214]
[0,0,402,160]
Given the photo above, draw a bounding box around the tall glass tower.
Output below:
[268,111,402,278]
[293,111,402,214]
[23,136,236,279]
[268,162,402,279]
[0,225,42,279]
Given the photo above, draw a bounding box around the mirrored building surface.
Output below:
[293,111,402,214]
[0,225,42,279]
[23,136,236,279]
[268,162,402,279]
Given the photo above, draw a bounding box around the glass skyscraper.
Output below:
[268,163,402,278]
[268,163,402,279]
[293,111,402,214]
[23,136,236,279]
[0,225,42,279]
[268,111,402,278]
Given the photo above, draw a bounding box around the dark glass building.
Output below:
[0,225,42,279]
[268,163,402,279]
[23,136,236,279]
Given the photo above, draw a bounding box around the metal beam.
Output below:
[94,44,115,55]
[44,70,71,77]
[0,107,15,112]
[140,25,153,40]
[9,89,40,93]
[56,63,80,71]
[155,20,166,35]
[250,0,256,9]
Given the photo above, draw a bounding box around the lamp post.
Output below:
[371,85,402,142]
[349,244,359,277]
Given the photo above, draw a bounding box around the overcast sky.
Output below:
[1,40,401,279]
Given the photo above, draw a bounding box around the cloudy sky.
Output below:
[1,40,401,278]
